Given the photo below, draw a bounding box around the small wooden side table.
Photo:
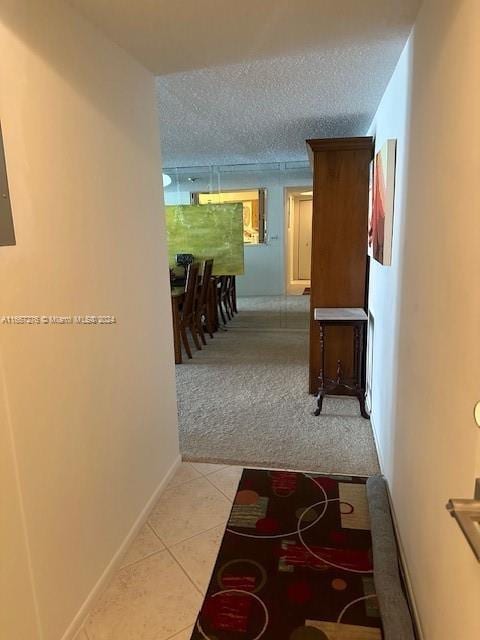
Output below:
[313,307,369,419]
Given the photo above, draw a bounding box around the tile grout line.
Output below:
[167,520,229,550]
[146,520,167,547]
[165,547,204,597]
[203,476,234,503]
[81,521,202,639]
[188,462,228,477]
[119,547,166,571]
[140,463,237,605]
[147,519,168,547]
[165,463,238,492]
[203,471,241,503]
[163,623,195,640]
[167,472,203,491]
[147,473,232,549]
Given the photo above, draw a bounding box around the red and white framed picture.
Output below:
[368,139,397,265]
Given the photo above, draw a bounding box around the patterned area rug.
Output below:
[190,469,383,640]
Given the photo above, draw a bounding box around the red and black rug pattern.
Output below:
[190,469,383,640]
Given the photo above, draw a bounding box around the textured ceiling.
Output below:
[67,0,421,166]
[157,38,409,167]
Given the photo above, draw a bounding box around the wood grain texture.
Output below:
[307,138,373,393]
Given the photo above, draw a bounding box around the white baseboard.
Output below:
[369,414,425,640]
[61,454,182,640]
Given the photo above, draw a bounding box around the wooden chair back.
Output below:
[182,262,200,321]
[198,259,214,308]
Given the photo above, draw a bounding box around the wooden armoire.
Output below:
[306,137,373,394]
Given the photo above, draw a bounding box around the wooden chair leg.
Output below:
[189,324,202,350]
[211,281,220,332]
[218,296,226,324]
[226,279,235,316]
[197,317,207,345]
[180,326,192,359]
[228,292,235,316]
[205,312,214,338]
[201,307,213,339]
[222,293,232,321]
[231,276,238,313]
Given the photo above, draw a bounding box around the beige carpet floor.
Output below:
[176,296,380,475]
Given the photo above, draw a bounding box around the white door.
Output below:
[297,198,312,280]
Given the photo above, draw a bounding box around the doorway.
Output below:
[285,187,313,295]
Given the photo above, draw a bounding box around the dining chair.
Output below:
[195,259,214,344]
[225,275,237,317]
[229,275,238,314]
[208,275,220,332]
[180,261,201,355]
[217,276,231,324]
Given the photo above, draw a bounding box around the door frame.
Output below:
[284,186,313,295]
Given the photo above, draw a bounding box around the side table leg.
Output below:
[353,324,359,384]
[315,323,326,416]
[353,325,360,386]
[314,390,325,416]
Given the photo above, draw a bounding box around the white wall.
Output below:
[164,166,312,296]
[368,1,480,638]
[0,2,179,639]
[367,30,411,476]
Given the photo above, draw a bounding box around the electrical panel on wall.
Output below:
[0,123,16,246]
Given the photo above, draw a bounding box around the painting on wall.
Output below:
[367,160,374,258]
[165,203,245,275]
[368,139,397,265]
[0,122,16,246]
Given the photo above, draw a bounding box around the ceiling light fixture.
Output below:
[162,173,172,187]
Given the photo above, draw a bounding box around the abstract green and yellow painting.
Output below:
[165,203,245,275]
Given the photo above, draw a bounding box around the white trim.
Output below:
[60,454,182,640]
[369,414,424,640]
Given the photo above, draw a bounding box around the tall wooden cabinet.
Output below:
[307,137,373,394]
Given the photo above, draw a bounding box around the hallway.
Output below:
[177,296,379,475]
[4,2,480,639]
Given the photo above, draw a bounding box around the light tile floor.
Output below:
[78,462,243,640]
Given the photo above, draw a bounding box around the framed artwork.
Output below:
[0,122,16,246]
[165,203,245,275]
[368,139,397,265]
[367,160,374,258]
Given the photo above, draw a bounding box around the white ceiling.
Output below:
[68,0,421,166]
